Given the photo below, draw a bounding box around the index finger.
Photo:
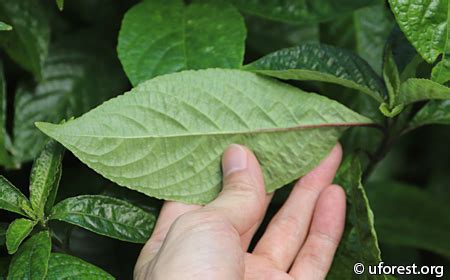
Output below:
[135,201,201,275]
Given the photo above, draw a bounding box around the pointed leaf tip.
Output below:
[35,122,59,135]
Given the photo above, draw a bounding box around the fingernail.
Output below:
[223,144,247,177]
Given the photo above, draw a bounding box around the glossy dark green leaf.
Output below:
[49,195,156,243]
[13,34,127,162]
[36,69,371,204]
[244,44,386,102]
[367,181,450,259]
[354,5,394,74]
[408,100,450,130]
[231,0,378,24]
[0,176,33,217]
[6,218,35,254]
[320,5,394,75]
[0,21,12,31]
[389,0,448,63]
[46,253,114,280]
[0,0,50,79]
[7,231,51,280]
[29,140,64,221]
[390,0,449,84]
[328,156,387,279]
[398,78,450,105]
[432,57,450,84]
[117,0,246,85]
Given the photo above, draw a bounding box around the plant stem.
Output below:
[362,119,395,182]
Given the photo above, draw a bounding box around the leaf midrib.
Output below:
[40,122,372,140]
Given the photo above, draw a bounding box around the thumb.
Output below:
[204,144,266,234]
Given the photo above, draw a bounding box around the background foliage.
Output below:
[0,0,449,279]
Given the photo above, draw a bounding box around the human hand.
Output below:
[134,144,345,280]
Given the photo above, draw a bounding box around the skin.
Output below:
[135,143,346,280]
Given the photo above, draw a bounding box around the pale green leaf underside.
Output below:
[36,69,371,204]
[46,253,114,280]
[409,100,450,130]
[0,176,33,218]
[6,218,35,254]
[7,231,51,280]
[367,181,450,259]
[389,0,448,63]
[0,21,12,31]
[231,0,378,24]
[117,0,246,86]
[49,195,155,243]
[244,44,386,103]
[328,157,386,279]
[398,78,450,105]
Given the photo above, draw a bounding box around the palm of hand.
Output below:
[135,144,345,280]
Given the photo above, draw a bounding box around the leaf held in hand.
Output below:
[37,69,371,204]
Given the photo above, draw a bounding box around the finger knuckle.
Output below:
[226,180,256,194]
[173,210,234,234]
[302,250,329,275]
[274,214,302,234]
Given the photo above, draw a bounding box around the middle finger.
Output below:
[252,144,342,271]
